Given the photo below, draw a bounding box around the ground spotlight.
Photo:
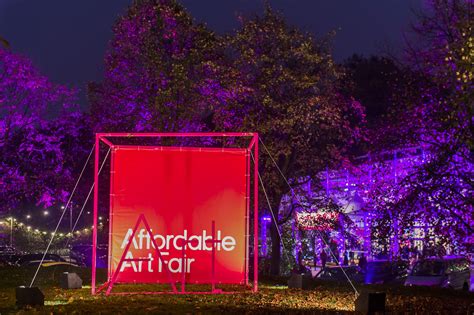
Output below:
[15,286,44,307]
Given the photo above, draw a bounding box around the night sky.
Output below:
[0,0,421,107]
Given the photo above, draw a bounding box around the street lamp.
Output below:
[61,204,73,232]
[69,202,73,232]
[9,217,14,247]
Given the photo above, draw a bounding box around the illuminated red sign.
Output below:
[108,146,248,284]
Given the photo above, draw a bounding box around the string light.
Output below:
[0,216,97,239]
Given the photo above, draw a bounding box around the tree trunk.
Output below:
[270,220,281,275]
[269,196,283,275]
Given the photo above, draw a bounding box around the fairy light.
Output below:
[1,215,101,240]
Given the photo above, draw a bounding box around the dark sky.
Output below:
[0,0,421,107]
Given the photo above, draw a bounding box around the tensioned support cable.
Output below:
[29,144,98,288]
[63,148,112,250]
[259,138,359,297]
[249,150,291,265]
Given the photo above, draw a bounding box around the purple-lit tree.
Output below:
[214,10,366,274]
[370,0,473,253]
[0,47,79,214]
[89,0,245,133]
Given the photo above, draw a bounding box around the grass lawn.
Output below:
[0,266,472,314]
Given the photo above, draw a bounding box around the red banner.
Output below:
[109,146,248,284]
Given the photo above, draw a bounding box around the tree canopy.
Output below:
[0,47,81,213]
[214,10,365,274]
[89,0,243,133]
[369,0,473,251]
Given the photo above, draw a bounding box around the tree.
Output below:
[89,0,244,133]
[214,10,365,274]
[0,47,80,214]
[370,0,473,252]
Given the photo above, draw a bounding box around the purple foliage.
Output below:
[0,47,80,212]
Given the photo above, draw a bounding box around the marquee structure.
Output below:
[91,133,259,295]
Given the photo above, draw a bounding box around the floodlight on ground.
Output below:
[15,286,44,307]
[354,290,386,314]
[60,272,82,289]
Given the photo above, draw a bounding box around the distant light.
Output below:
[43,210,49,216]
[27,226,31,230]
[99,216,103,220]
[61,206,65,210]
[34,229,39,233]
[26,214,31,219]
[59,233,64,237]
[42,231,47,235]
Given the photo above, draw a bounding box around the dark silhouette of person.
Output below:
[343,250,349,266]
[296,248,307,274]
[358,253,367,272]
[320,250,328,268]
